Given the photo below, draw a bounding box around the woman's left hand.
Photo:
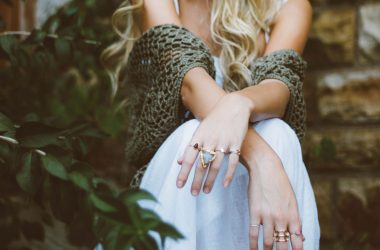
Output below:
[176,92,253,195]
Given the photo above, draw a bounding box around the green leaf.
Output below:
[23,29,46,44]
[41,154,68,180]
[16,152,41,195]
[119,189,157,206]
[63,4,79,16]
[155,223,184,247]
[89,193,118,213]
[0,113,13,132]
[17,122,61,148]
[0,35,17,55]
[54,38,71,60]
[68,166,93,192]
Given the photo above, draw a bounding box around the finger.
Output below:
[177,155,183,165]
[248,180,260,250]
[203,151,224,194]
[262,218,274,250]
[190,157,208,196]
[223,151,239,187]
[249,218,261,250]
[289,220,303,250]
[177,143,200,188]
[274,224,289,250]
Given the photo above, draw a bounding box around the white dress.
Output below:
[96,1,320,249]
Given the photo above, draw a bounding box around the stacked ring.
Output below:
[273,230,290,242]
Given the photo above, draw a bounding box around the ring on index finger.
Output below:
[189,142,200,150]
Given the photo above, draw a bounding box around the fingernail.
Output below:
[204,187,210,194]
[177,180,184,188]
[223,180,229,188]
[191,190,198,196]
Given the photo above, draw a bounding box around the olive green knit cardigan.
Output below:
[124,24,306,184]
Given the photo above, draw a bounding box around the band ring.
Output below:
[249,224,261,228]
[215,148,226,154]
[290,231,306,241]
[229,149,241,156]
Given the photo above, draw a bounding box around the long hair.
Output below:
[101,0,279,95]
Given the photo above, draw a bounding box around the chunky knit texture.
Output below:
[124,24,307,188]
[124,24,216,170]
[249,49,307,140]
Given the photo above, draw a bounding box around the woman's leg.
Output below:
[138,118,319,249]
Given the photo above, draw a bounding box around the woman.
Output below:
[101,0,320,249]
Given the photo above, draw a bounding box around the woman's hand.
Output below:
[176,92,253,195]
[245,131,304,250]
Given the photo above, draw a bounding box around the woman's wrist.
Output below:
[221,92,255,121]
[240,127,269,175]
[232,91,255,115]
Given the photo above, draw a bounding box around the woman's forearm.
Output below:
[181,68,290,124]
[236,80,290,123]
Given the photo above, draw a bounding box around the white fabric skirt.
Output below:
[138,118,320,250]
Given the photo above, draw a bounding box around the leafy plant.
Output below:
[0,0,183,249]
[0,113,183,249]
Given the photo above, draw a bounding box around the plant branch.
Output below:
[0,31,101,46]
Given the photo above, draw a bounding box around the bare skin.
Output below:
[136,0,312,249]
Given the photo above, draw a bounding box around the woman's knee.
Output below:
[253,118,300,159]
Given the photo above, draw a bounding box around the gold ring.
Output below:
[199,148,216,168]
[229,149,241,156]
[250,224,261,228]
[273,230,290,242]
[290,231,305,241]
[215,148,226,154]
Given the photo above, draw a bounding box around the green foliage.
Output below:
[0,112,183,249]
[0,0,184,249]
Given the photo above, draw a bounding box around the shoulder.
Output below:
[135,0,181,32]
[273,0,312,26]
[265,0,312,54]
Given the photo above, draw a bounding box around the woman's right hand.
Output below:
[243,130,304,250]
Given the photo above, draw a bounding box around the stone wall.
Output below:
[304,0,380,249]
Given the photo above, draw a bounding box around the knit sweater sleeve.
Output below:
[249,49,307,141]
[124,24,215,167]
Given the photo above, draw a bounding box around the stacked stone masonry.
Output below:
[305,1,380,249]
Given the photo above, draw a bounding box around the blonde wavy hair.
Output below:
[102,0,279,95]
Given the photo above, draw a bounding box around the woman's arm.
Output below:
[136,0,181,31]
[182,0,312,123]
[237,0,312,122]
